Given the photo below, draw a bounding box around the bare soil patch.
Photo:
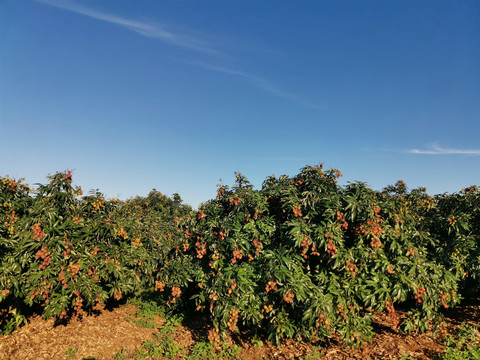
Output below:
[1,300,479,359]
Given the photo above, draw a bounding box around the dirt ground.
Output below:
[1,300,479,360]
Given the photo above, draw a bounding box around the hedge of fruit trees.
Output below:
[1,165,479,346]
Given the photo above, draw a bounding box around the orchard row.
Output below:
[1,165,479,346]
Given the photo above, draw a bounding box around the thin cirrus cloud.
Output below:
[36,0,219,55]
[409,143,480,155]
[36,0,314,107]
[184,60,321,108]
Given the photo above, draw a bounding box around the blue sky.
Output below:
[1,0,479,207]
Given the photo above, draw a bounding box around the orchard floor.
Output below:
[1,300,479,360]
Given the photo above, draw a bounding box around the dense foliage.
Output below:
[1,166,479,346]
[0,171,191,333]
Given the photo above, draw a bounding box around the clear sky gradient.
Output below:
[1,0,479,207]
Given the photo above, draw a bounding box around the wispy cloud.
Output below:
[37,0,318,107]
[184,60,321,108]
[409,143,480,155]
[36,0,219,54]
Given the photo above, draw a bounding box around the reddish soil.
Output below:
[0,300,479,360]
